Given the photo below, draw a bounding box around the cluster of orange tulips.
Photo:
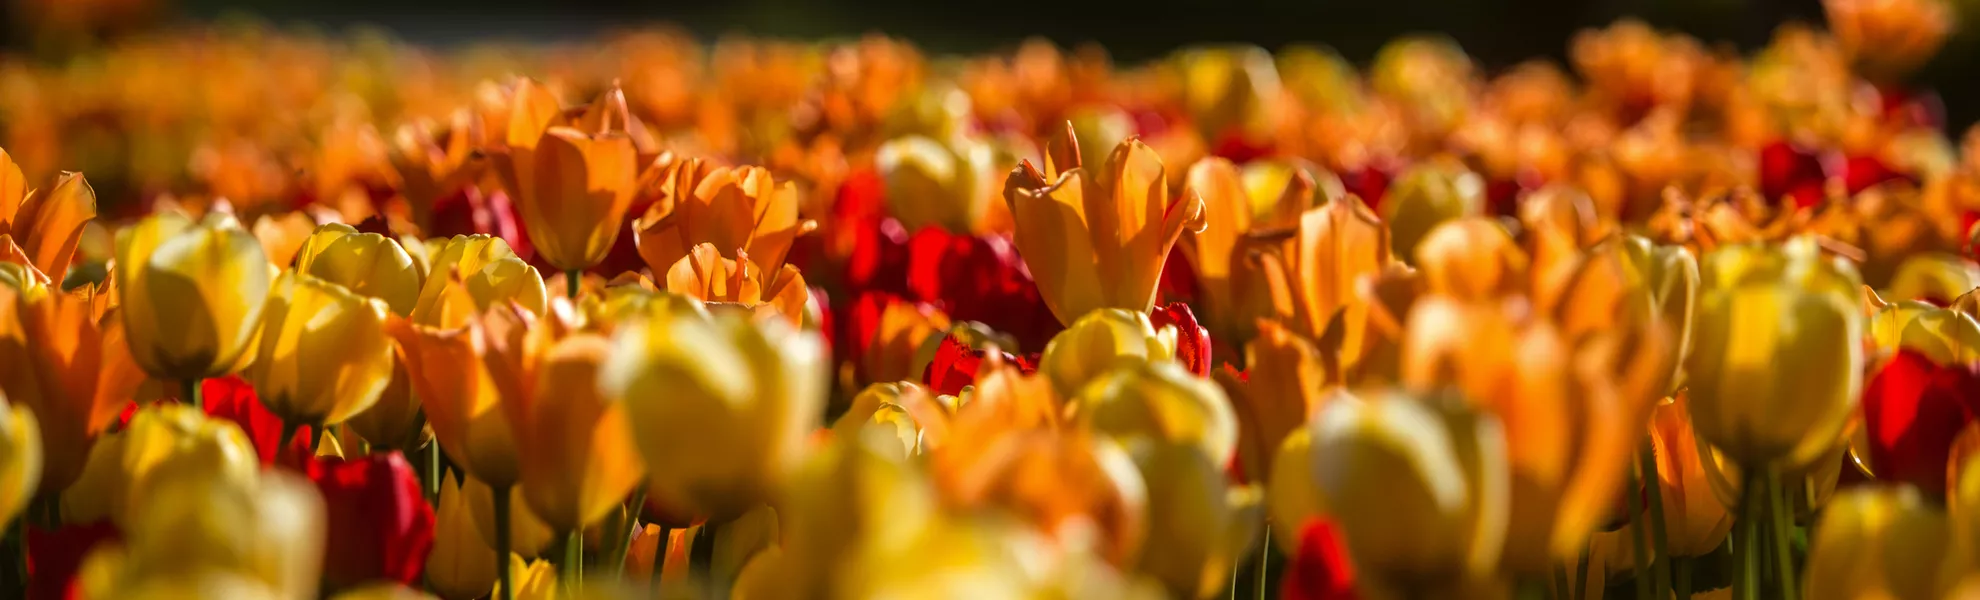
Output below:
[3,0,1980,598]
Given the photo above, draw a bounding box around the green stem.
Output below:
[182,377,203,410]
[1642,444,1672,599]
[650,524,671,593]
[1767,468,1798,600]
[1628,471,1651,600]
[495,486,514,600]
[1256,526,1272,600]
[1736,471,1764,600]
[615,490,646,578]
[426,441,443,502]
[566,270,580,299]
[1554,565,1572,600]
[562,530,583,592]
[1675,556,1693,600]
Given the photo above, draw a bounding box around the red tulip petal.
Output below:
[309,453,436,589]
[1282,518,1359,600]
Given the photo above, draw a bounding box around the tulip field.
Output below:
[3,0,1980,598]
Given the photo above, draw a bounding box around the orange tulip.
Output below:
[633,156,815,276]
[1217,320,1333,484]
[491,79,641,274]
[1246,193,1391,370]
[388,110,487,227]
[1179,157,1317,339]
[663,243,809,326]
[0,280,144,497]
[1003,123,1207,325]
[0,149,97,280]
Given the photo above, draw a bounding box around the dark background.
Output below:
[15,0,1980,129]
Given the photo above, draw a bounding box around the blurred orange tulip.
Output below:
[664,242,810,326]
[492,79,641,274]
[0,149,96,280]
[0,279,143,498]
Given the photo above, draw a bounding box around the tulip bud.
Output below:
[311,453,436,590]
[410,234,546,329]
[1689,241,1866,468]
[0,393,38,528]
[1381,162,1483,260]
[780,429,939,591]
[112,404,259,529]
[1174,45,1283,143]
[495,555,559,600]
[832,382,950,457]
[875,135,1005,233]
[1127,438,1262,599]
[116,211,272,379]
[1805,487,1959,599]
[297,224,423,317]
[1005,132,1207,326]
[1076,360,1238,469]
[1885,252,1980,306]
[1039,308,1180,396]
[118,468,326,600]
[1413,217,1528,300]
[426,472,497,600]
[245,271,396,427]
[603,309,828,521]
[1305,390,1509,588]
[517,333,646,533]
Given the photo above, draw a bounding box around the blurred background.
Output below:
[5,0,1980,129]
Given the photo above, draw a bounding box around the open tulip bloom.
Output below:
[7,1,1980,598]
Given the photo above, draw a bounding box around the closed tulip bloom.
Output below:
[106,468,325,600]
[100,404,259,529]
[1413,217,1528,300]
[1174,45,1283,141]
[1646,393,1733,558]
[0,392,38,528]
[391,303,531,489]
[1619,235,1700,369]
[1381,161,1484,260]
[1804,487,1960,600]
[602,309,828,521]
[634,157,814,276]
[1884,252,1980,306]
[297,224,423,317]
[245,271,396,427]
[516,333,646,533]
[1245,192,1389,369]
[411,234,546,329]
[0,151,97,278]
[0,282,145,497]
[1003,124,1208,326]
[1039,308,1179,396]
[1865,290,1980,365]
[494,82,641,273]
[116,211,272,380]
[1075,360,1239,469]
[1688,240,1865,468]
[426,472,498,600]
[496,555,560,600]
[664,242,810,326]
[779,430,942,591]
[310,453,437,590]
[874,134,1006,233]
[1306,390,1509,589]
[1127,438,1262,599]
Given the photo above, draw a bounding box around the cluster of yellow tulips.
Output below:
[2,0,1980,598]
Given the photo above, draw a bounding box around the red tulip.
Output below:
[1340,164,1394,210]
[904,226,1061,351]
[921,333,1038,396]
[1157,246,1200,307]
[199,375,311,467]
[1282,518,1359,600]
[1863,349,1980,497]
[428,188,531,262]
[1759,140,1827,208]
[26,521,120,600]
[308,452,436,590]
[1149,303,1211,377]
[1836,154,1913,196]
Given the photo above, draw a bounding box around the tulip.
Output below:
[1174,45,1283,142]
[0,392,37,528]
[310,453,437,590]
[495,555,559,600]
[493,81,641,275]
[1861,349,1980,497]
[515,333,646,533]
[1075,360,1238,468]
[1281,518,1360,600]
[0,153,97,279]
[1245,193,1391,370]
[1645,393,1733,558]
[244,271,396,430]
[1884,252,1980,306]
[87,404,258,529]
[1413,217,1528,300]
[198,374,310,466]
[1804,487,1960,600]
[1380,161,1484,260]
[874,134,1008,233]
[1825,0,1952,78]
[633,156,814,277]
[462,473,555,559]
[1038,308,1179,396]
[664,242,810,326]
[95,467,325,600]
[832,381,950,456]
[345,344,427,452]
[1618,235,1700,373]
[1688,240,1865,469]
[1003,124,1208,326]
[1303,390,1509,591]
[1148,302,1212,376]
[1865,289,1980,365]
[297,224,423,317]
[410,234,546,329]
[1125,438,1262,599]
[1219,320,1331,483]
[389,111,487,228]
[841,292,951,386]
[779,429,944,591]
[0,282,144,498]
[328,583,441,600]
[1178,157,1317,339]
[427,472,498,600]
[116,211,271,381]
[603,309,827,521]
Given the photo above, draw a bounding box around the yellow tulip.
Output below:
[1245,193,1390,369]
[411,234,547,329]
[1075,360,1238,469]
[1038,308,1178,396]
[496,555,559,600]
[874,134,1007,233]
[298,224,423,317]
[0,151,97,278]
[515,333,647,533]
[1304,390,1509,589]
[1003,125,1208,325]
[633,156,814,276]
[345,343,428,452]
[494,81,641,273]
[1645,393,1733,558]
[1173,45,1283,141]
[95,570,284,600]
[0,392,38,528]
[832,382,950,457]
[1127,438,1262,599]
[1619,235,1700,372]
[1885,251,1980,305]
[1219,320,1331,484]
[0,282,144,497]
[463,473,555,559]
[116,211,271,379]
[664,242,810,326]
[1381,161,1484,260]
[1804,487,1961,600]
[1688,241,1865,468]
[602,309,828,521]
[1267,428,1319,553]
[329,583,440,600]
[244,271,396,427]
[428,472,499,600]
[110,468,325,600]
[102,404,259,529]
